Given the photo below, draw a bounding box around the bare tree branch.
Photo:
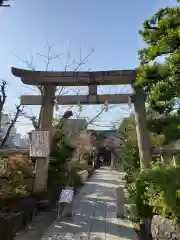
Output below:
[0,80,7,112]
[0,104,24,148]
[74,48,94,71]
[87,107,105,126]
[0,80,7,127]
[36,40,64,71]
[13,53,36,71]
[13,53,44,128]
[14,43,94,130]
[64,42,72,71]
[22,113,39,130]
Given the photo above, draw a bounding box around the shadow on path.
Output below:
[41,168,137,240]
[15,167,138,240]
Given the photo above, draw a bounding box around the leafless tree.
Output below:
[0,80,7,126]
[0,105,24,148]
[14,40,94,130]
[14,40,132,136]
[73,131,95,162]
[22,115,39,130]
[0,80,24,148]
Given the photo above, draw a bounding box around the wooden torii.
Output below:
[12,67,151,192]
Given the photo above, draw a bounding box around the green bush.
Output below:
[73,161,89,171]
[0,155,34,178]
[126,164,180,223]
[119,115,164,173]
[0,181,29,200]
[0,156,33,202]
[48,135,75,185]
[49,135,84,192]
[67,166,82,190]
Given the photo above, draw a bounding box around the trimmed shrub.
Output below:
[0,155,34,209]
[126,164,180,224]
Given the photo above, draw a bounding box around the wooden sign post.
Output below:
[29,130,51,192]
[29,130,50,158]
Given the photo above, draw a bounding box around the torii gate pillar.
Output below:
[33,85,56,192]
[132,86,151,169]
[11,67,151,193]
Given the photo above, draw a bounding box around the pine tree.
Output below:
[136,1,180,114]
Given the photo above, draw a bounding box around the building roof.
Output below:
[63,119,88,146]
[87,129,119,138]
[63,118,87,134]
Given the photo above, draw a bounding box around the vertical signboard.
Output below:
[29,131,50,158]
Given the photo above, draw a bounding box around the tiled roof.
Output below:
[87,129,119,138]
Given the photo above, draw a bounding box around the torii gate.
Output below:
[12,67,151,192]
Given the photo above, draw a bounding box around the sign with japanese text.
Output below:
[59,189,74,203]
[29,131,50,158]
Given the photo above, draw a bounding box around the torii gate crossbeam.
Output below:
[20,94,132,105]
[12,67,151,193]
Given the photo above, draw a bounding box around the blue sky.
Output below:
[0,0,178,135]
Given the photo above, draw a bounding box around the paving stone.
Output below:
[15,167,138,240]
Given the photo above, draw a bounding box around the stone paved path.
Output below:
[15,167,138,240]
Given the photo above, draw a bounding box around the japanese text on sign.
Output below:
[29,131,50,158]
[59,189,74,203]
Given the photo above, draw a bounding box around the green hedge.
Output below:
[125,164,180,224]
